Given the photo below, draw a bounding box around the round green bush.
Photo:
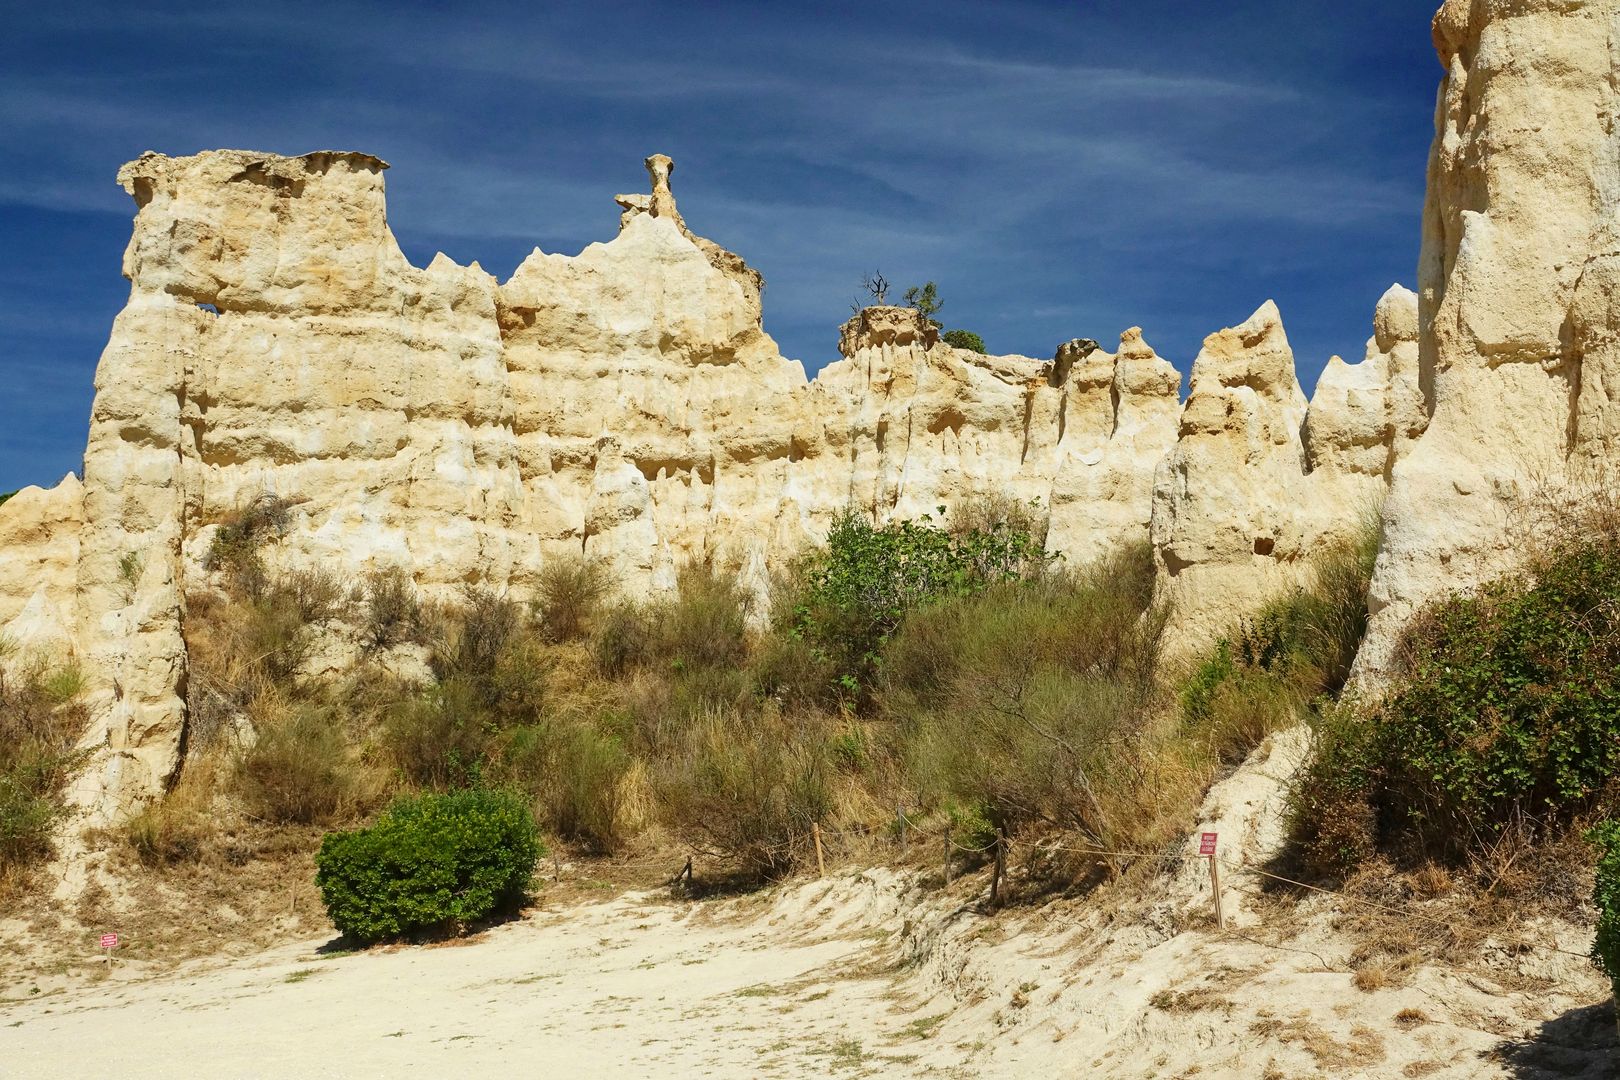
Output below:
[314,789,541,943]
[942,329,986,354]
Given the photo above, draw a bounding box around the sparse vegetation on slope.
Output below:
[88,495,1388,937]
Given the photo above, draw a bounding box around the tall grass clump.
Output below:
[1181,516,1380,767]
[889,543,1167,846]
[0,655,89,881]
[235,704,354,825]
[654,708,834,881]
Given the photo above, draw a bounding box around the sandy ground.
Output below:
[5,732,1615,1079]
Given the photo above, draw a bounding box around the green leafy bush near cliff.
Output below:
[1293,525,1620,878]
[314,788,541,943]
[1587,820,1620,990]
[790,508,1052,697]
[0,490,15,508]
[942,329,986,354]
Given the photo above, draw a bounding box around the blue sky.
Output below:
[0,0,1440,492]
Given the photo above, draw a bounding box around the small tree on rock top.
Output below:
[904,282,943,326]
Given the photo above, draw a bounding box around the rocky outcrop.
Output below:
[1357,0,1620,680]
[17,138,1426,820]
[1151,291,1418,656]
[51,150,1248,817]
[0,475,83,655]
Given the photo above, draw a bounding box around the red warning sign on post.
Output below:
[1198,832,1218,857]
[99,933,118,950]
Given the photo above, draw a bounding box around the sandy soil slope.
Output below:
[4,735,1614,1079]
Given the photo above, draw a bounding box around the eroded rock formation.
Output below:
[1356,0,1620,679]
[23,0,1607,820]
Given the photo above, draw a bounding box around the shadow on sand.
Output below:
[1489,999,1616,1079]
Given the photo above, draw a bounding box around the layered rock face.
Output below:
[1357,0,1620,678]
[9,112,1452,818]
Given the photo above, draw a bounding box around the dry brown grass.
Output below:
[1261,1016,1386,1071]
[1149,985,1235,1013]
[1393,1007,1428,1029]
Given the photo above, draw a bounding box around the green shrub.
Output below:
[1589,820,1620,990]
[1291,700,1381,878]
[360,567,420,649]
[944,801,998,852]
[235,705,352,824]
[794,508,1051,694]
[1294,526,1620,873]
[0,490,15,508]
[537,557,609,642]
[941,329,985,354]
[314,789,541,943]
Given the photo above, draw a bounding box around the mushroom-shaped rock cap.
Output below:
[645,154,679,221]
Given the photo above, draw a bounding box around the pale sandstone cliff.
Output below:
[55,150,1328,819]
[0,132,1427,819]
[1149,295,1412,654]
[1357,0,1620,679]
[0,475,83,653]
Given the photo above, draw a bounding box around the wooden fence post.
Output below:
[991,828,1007,907]
[812,823,827,878]
[898,802,907,855]
[943,827,953,886]
[1208,854,1225,930]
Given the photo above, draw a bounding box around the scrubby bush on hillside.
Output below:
[205,494,296,596]
[315,788,541,943]
[360,567,421,649]
[0,656,88,880]
[655,708,833,881]
[0,490,15,508]
[892,547,1166,843]
[1294,518,1620,878]
[1181,520,1380,773]
[536,556,608,642]
[942,329,986,354]
[235,703,354,825]
[497,720,633,853]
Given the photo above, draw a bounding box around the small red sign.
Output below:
[1198,832,1218,856]
[99,933,118,950]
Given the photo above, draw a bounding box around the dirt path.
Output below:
[2,879,969,1079]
